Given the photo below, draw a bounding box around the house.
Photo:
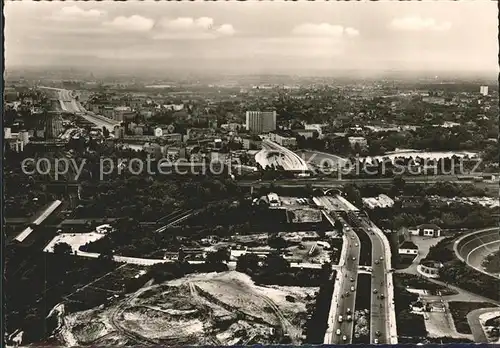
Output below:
[348,136,368,149]
[398,240,419,256]
[295,129,318,139]
[412,224,442,237]
[267,193,281,207]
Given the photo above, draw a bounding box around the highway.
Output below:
[316,196,360,344]
[331,228,360,344]
[259,139,310,172]
[38,86,119,131]
[328,195,396,344]
[368,224,390,344]
[346,210,397,344]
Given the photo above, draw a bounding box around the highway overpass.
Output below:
[255,139,311,173]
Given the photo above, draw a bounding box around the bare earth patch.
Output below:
[59,271,316,345]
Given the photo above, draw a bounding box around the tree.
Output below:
[205,247,230,265]
[343,184,363,209]
[268,234,287,250]
[236,253,260,274]
[53,242,72,255]
[263,252,290,273]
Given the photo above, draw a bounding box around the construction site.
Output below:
[57,271,317,346]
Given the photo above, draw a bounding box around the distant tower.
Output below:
[480,85,489,96]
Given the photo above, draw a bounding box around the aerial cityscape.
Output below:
[4,1,499,347]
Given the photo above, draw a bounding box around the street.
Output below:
[316,196,361,344]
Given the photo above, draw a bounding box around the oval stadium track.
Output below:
[454,228,500,279]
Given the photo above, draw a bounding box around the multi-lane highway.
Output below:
[346,211,397,344]
[331,227,360,344]
[316,196,361,344]
[38,86,119,131]
[368,223,390,344]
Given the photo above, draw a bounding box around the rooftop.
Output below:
[399,240,418,250]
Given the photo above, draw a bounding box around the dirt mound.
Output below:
[73,322,106,344]
[61,271,316,345]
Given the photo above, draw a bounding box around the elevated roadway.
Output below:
[341,201,397,344]
[255,139,310,172]
[315,197,360,344]
[454,228,500,279]
[38,86,119,132]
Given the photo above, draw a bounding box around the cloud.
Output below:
[345,27,360,37]
[104,15,155,32]
[50,6,105,21]
[390,16,452,32]
[154,17,235,40]
[292,23,360,38]
[292,23,345,37]
[216,24,236,36]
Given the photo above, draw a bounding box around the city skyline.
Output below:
[5,1,498,75]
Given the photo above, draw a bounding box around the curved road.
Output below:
[261,139,310,172]
[467,307,500,343]
[454,228,500,279]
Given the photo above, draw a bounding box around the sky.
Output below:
[5,0,499,75]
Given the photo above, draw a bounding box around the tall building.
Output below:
[245,111,276,134]
[480,85,489,96]
[45,112,63,139]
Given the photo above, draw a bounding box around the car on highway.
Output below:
[351,235,355,239]
[373,338,379,344]
[346,315,352,322]
[350,276,354,282]
[375,330,381,337]
[350,286,355,292]
[373,289,378,294]
[342,335,347,341]
[374,260,380,265]
[345,292,350,297]
[352,256,356,260]
[355,243,359,247]
[346,308,352,314]
[380,294,385,299]
[336,329,341,335]
[380,256,384,260]
[338,315,343,323]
